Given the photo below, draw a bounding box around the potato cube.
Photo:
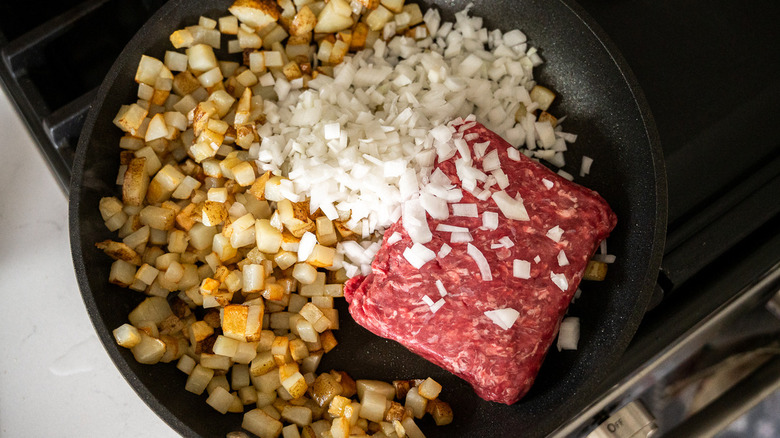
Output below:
[583,260,608,281]
[242,408,284,438]
[417,377,442,400]
[425,398,453,426]
[282,405,313,427]
[251,351,277,377]
[404,387,427,419]
[310,373,343,407]
[256,219,283,253]
[281,372,308,399]
[207,386,235,414]
[185,364,215,395]
[358,390,386,423]
[113,323,141,348]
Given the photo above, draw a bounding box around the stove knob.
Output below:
[587,400,657,438]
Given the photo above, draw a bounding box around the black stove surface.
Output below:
[1,0,779,434]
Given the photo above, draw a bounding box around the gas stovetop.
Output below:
[2,1,778,436]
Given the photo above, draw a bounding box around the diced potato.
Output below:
[176,354,197,375]
[358,390,386,423]
[251,351,277,377]
[330,416,350,438]
[242,408,284,438]
[207,386,235,414]
[417,377,442,400]
[401,417,425,438]
[281,405,313,427]
[289,5,316,36]
[281,371,308,399]
[122,157,149,207]
[292,262,317,285]
[310,373,343,407]
[426,397,453,426]
[583,260,608,281]
[185,364,215,395]
[365,5,393,31]
[256,219,283,253]
[306,244,335,268]
[113,323,142,348]
[314,0,353,33]
[229,0,280,30]
[404,387,427,419]
[356,380,395,401]
[530,85,556,111]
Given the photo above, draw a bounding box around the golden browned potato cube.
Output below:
[311,373,343,408]
[416,377,442,400]
[350,22,369,51]
[320,330,338,353]
[229,0,280,30]
[289,5,316,36]
[530,85,556,111]
[384,401,406,422]
[537,111,558,128]
[248,170,273,200]
[425,398,454,426]
[122,157,149,207]
[583,260,608,281]
[95,240,142,265]
[222,304,249,340]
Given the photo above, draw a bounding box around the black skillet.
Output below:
[69,0,666,436]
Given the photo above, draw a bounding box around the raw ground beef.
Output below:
[344,121,617,405]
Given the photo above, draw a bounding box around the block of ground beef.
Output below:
[344,120,617,405]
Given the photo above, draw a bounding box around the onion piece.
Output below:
[450,232,473,243]
[491,191,529,221]
[297,232,318,262]
[466,243,492,281]
[580,155,593,177]
[429,298,446,313]
[386,232,403,245]
[435,279,448,297]
[435,224,470,233]
[403,243,436,269]
[557,317,580,351]
[498,236,514,248]
[438,243,452,258]
[546,225,564,242]
[451,203,478,217]
[421,295,435,306]
[483,308,520,330]
[557,250,569,266]
[550,272,568,291]
[482,211,498,230]
[513,259,530,279]
[542,178,554,189]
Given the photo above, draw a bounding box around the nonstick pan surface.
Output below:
[70,0,666,436]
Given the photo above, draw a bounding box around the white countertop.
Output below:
[0,89,177,437]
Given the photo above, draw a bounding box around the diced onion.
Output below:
[403,243,436,269]
[482,211,499,230]
[438,243,452,258]
[546,225,564,242]
[435,279,448,297]
[429,298,445,313]
[450,232,473,243]
[466,243,492,281]
[542,178,554,189]
[557,317,580,351]
[580,156,593,177]
[386,232,403,245]
[498,236,514,248]
[483,308,520,330]
[451,203,478,217]
[421,295,435,306]
[557,250,569,266]
[435,224,470,233]
[297,231,318,262]
[513,259,531,279]
[491,191,529,221]
[550,272,569,291]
